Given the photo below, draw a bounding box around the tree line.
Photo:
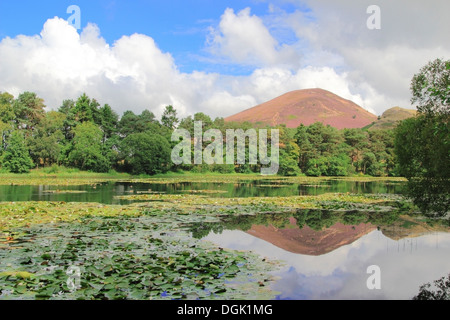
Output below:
[0,90,397,177]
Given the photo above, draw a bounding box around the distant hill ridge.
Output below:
[366,106,417,131]
[225,88,378,129]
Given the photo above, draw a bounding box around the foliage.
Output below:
[0,90,415,178]
[0,202,278,300]
[120,132,171,175]
[411,58,450,116]
[67,122,111,173]
[161,105,179,129]
[12,92,45,131]
[27,111,66,167]
[99,104,119,141]
[413,273,450,300]
[395,59,450,217]
[0,131,34,173]
[279,139,302,176]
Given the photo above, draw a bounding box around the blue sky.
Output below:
[0,1,448,118]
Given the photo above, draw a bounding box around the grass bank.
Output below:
[0,166,407,186]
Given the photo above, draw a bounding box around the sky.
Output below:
[0,0,449,119]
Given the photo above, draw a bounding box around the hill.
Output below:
[225,88,378,129]
[366,106,417,131]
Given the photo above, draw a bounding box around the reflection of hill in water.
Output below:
[380,215,450,241]
[245,216,450,256]
[247,219,376,256]
[193,209,450,256]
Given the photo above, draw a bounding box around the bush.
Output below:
[121,132,171,175]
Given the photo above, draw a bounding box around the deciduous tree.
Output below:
[1,131,34,173]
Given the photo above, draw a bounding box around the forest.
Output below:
[0,90,398,178]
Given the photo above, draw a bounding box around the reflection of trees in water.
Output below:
[406,177,450,218]
[189,209,404,239]
[413,273,450,300]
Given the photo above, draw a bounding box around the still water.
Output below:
[0,179,404,203]
[1,179,448,300]
[204,226,450,300]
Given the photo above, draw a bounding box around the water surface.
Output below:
[0,179,405,204]
[203,225,450,300]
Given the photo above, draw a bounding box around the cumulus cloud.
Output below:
[0,18,180,116]
[206,8,300,69]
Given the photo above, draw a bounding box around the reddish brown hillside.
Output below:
[225,88,377,129]
[246,219,376,256]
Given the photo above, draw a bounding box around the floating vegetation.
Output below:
[113,192,408,210]
[255,184,292,188]
[329,176,407,183]
[179,190,228,194]
[0,202,141,232]
[136,190,165,194]
[0,211,280,300]
[300,184,331,187]
[0,175,418,301]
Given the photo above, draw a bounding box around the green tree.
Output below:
[0,120,11,156]
[395,115,449,216]
[178,115,195,136]
[118,110,139,137]
[28,111,66,167]
[58,99,76,141]
[368,130,396,176]
[136,110,157,131]
[119,110,162,138]
[194,112,214,131]
[278,126,301,176]
[120,132,171,175]
[0,93,15,153]
[361,151,383,176]
[411,58,450,116]
[99,104,119,144]
[343,128,369,173]
[1,131,34,173]
[0,92,15,123]
[306,157,328,177]
[294,124,314,172]
[295,122,346,176]
[395,59,450,217]
[161,105,179,129]
[326,153,351,176]
[413,273,450,300]
[12,92,46,131]
[67,122,110,172]
[279,141,302,176]
[72,93,101,124]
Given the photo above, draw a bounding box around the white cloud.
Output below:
[0,18,192,117]
[206,8,301,69]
